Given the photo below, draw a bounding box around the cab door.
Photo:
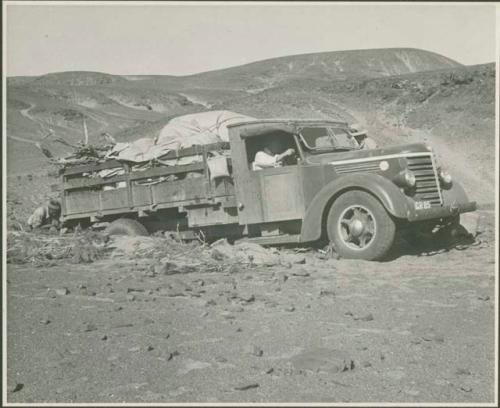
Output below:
[229,124,305,225]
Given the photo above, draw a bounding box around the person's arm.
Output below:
[275,148,295,163]
[254,151,279,169]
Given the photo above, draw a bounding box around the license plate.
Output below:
[414,200,431,210]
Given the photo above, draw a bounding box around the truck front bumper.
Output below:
[407,201,477,222]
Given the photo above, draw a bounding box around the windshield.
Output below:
[299,127,360,151]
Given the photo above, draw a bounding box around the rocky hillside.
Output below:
[6,48,494,204]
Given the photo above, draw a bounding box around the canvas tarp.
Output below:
[106,111,255,164]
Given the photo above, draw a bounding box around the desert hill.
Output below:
[6,47,494,205]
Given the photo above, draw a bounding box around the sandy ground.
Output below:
[5,210,496,404]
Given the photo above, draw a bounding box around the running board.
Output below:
[237,234,301,246]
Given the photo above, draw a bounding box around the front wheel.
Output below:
[327,191,396,261]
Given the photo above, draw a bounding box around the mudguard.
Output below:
[300,173,411,242]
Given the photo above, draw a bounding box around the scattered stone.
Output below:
[127,287,145,293]
[319,289,335,298]
[220,311,236,320]
[233,382,259,391]
[380,353,386,361]
[459,385,473,393]
[477,295,490,301]
[146,345,154,352]
[344,311,353,316]
[410,337,422,345]
[167,351,180,361]
[46,290,57,299]
[290,348,355,373]
[84,323,97,332]
[228,305,245,313]
[101,335,108,341]
[361,361,372,368]
[285,306,296,312]
[205,299,217,306]
[215,356,228,363]
[240,294,255,303]
[113,305,123,312]
[455,368,471,376]
[10,383,24,393]
[39,318,51,325]
[236,327,243,332]
[126,294,136,302]
[245,345,263,357]
[291,269,310,277]
[358,313,374,322]
[200,311,209,318]
[280,253,306,265]
[265,367,274,374]
[55,287,70,296]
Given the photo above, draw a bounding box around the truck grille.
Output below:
[407,155,443,206]
[334,161,380,174]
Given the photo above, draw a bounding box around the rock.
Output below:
[361,361,372,368]
[84,323,97,332]
[10,383,24,393]
[477,295,490,301]
[101,335,108,341]
[240,294,255,303]
[55,287,70,296]
[220,311,236,320]
[285,306,296,312]
[167,351,179,361]
[455,368,471,376]
[215,356,228,363]
[359,313,374,322]
[245,345,263,357]
[205,299,217,307]
[265,367,274,374]
[39,318,51,325]
[280,253,306,265]
[146,345,154,352]
[126,294,136,301]
[113,305,123,312]
[46,289,57,299]
[233,382,259,391]
[290,348,355,373]
[158,259,199,275]
[291,269,310,277]
[344,311,354,316]
[200,311,209,318]
[459,385,472,393]
[319,289,335,298]
[211,239,281,266]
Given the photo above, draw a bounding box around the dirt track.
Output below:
[5,210,496,404]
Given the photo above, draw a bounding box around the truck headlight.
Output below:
[439,169,452,186]
[404,170,416,187]
[393,169,416,188]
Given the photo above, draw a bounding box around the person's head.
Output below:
[264,137,287,155]
[48,199,61,217]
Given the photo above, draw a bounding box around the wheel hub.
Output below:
[350,219,365,237]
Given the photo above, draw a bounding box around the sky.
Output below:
[4,2,497,77]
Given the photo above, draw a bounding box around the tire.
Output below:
[326,190,396,261]
[104,218,149,236]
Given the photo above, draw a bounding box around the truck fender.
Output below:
[300,173,410,242]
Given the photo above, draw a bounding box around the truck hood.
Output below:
[304,143,432,165]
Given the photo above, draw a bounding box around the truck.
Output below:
[59,119,476,260]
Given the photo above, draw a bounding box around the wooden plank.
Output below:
[63,162,206,190]
[63,160,124,176]
[61,142,229,176]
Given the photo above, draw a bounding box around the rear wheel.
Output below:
[327,191,395,260]
[104,218,149,236]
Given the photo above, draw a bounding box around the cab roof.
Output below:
[227,119,350,138]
